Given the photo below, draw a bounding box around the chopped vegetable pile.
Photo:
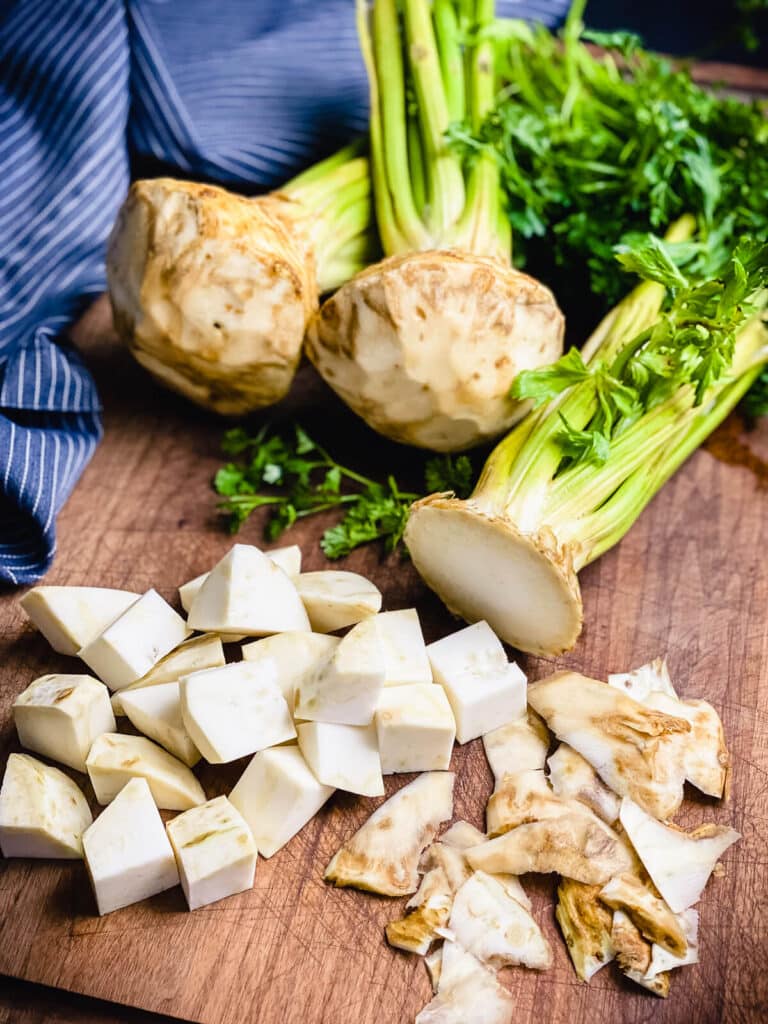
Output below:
[4,541,740,1019]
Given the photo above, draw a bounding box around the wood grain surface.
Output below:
[0,295,766,1024]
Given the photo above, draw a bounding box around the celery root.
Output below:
[107,145,373,415]
[306,0,564,452]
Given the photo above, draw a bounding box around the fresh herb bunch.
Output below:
[512,234,768,467]
[214,425,474,558]
[448,0,768,308]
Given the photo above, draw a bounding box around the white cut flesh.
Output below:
[241,631,339,706]
[375,683,455,774]
[86,733,205,810]
[619,797,740,913]
[468,805,634,885]
[119,682,201,767]
[186,544,310,636]
[294,571,382,632]
[111,633,225,715]
[608,658,677,701]
[0,753,92,859]
[427,621,507,685]
[482,709,550,781]
[415,943,515,1024]
[448,870,552,970]
[294,616,385,726]
[297,721,384,797]
[166,796,257,910]
[78,589,191,691]
[20,586,139,656]
[82,777,179,915]
[180,661,295,763]
[13,673,115,772]
[377,608,432,687]
[430,823,531,912]
[441,663,526,746]
[405,496,582,657]
[440,820,486,849]
[178,545,301,613]
[425,948,443,992]
[325,771,454,896]
[547,744,620,824]
[646,909,699,979]
[229,745,334,858]
[527,671,690,820]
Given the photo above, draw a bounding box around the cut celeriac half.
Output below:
[166,796,257,910]
[555,878,614,982]
[119,682,200,767]
[386,864,453,954]
[13,673,115,772]
[82,777,179,915]
[187,544,310,636]
[294,617,385,726]
[86,733,205,810]
[619,797,740,913]
[178,545,301,612]
[646,909,699,979]
[229,745,334,858]
[608,658,677,701]
[20,586,139,657]
[599,872,687,956]
[111,633,225,716]
[79,589,191,691]
[644,692,729,799]
[375,683,455,774]
[294,571,382,632]
[325,771,454,896]
[241,631,339,706]
[468,804,634,884]
[0,753,92,859]
[527,671,690,820]
[416,944,515,1024]
[297,721,384,797]
[482,710,550,782]
[611,908,670,998]
[377,609,432,687]
[485,768,553,837]
[547,744,620,825]
[448,870,552,970]
[180,661,295,763]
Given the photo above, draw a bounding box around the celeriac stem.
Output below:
[403,0,466,237]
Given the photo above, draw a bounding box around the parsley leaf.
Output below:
[510,347,592,405]
[424,454,475,498]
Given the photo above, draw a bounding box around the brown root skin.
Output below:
[405,495,583,656]
[107,179,316,415]
[555,879,614,982]
[306,249,564,452]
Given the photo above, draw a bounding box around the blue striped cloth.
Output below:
[0,0,569,585]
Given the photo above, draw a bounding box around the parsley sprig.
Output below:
[214,425,474,558]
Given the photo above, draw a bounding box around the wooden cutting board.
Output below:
[0,295,766,1024]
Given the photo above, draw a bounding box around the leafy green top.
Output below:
[512,236,768,466]
[214,425,474,558]
[448,3,768,305]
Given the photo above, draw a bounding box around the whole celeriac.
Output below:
[306,0,564,452]
[107,144,375,414]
